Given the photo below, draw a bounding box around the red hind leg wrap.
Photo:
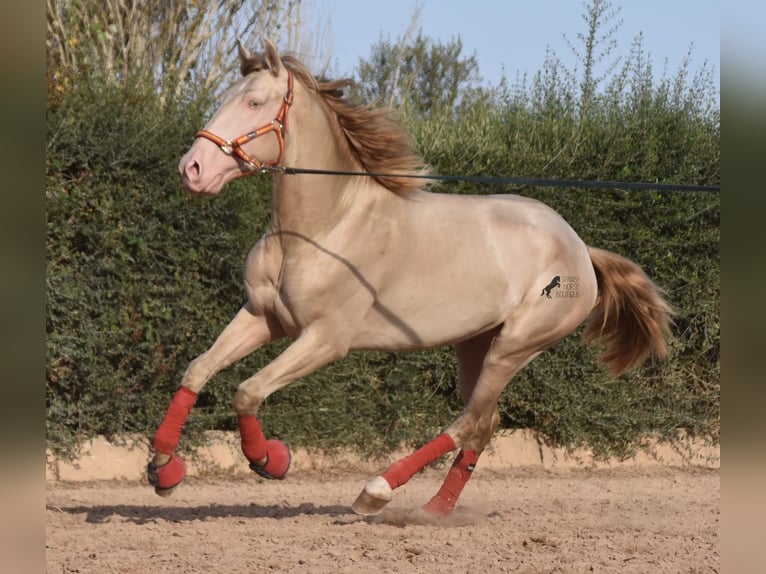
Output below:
[381,433,456,490]
[422,449,479,516]
[152,387,198,454]
[238,415,268,463]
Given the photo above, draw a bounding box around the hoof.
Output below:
[421,496,455,517]
[154,487,176,498]
[249,439,291,480]
[352,476,393,516]
[147,453,186,496]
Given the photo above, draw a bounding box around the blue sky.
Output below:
[306,0,720,93]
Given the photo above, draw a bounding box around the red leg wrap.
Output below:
[238,415,267,463]
[152,387,197,454]
[381,433,456,490]
[238,415,291,479]
[422,449,479,516]
[147,453,186,492]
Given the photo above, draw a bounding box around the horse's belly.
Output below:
[350,285,508,351]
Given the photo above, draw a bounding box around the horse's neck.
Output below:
[268,98,384,238]
[269,171,389,238]
[269,173,345,234]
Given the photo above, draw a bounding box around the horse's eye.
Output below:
[249,101,259,108]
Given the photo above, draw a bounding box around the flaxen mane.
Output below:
[241,51,429,195]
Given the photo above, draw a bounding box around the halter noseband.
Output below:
[195,70,294,173]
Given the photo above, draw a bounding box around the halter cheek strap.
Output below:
[195,70,294,173]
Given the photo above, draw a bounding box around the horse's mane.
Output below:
[241,51,429,195]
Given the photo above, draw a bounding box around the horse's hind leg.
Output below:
[351,329,498,516]
[353,300,585,516]
[421,329,500,515]
[427,302,590,514]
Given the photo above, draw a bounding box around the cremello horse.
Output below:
[147,40,672,516]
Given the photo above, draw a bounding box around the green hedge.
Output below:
[46,71,719,461]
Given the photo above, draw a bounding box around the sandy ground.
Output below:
[46,465,719,573]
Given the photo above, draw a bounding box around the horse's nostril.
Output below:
[184,159,201,181]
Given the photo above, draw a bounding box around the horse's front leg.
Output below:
[232,327,349,479]
[148,305,283,495]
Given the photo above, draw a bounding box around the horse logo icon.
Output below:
[541,276,561,299]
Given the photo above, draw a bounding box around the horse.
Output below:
[147,39,672,517]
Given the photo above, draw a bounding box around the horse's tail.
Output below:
[583,246,673,377]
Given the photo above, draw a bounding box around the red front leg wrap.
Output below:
[152,387,198,454]
[381,433,456,490]
[422,449,479,516]
[238,415,267,463]
[238,415,291,479]
[147,453,186,492]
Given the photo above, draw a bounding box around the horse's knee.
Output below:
[181,355,211,393]
[232,385,263,415]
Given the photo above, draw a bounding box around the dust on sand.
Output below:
[46,466,719,573]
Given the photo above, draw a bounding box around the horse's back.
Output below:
[406,190,594,288]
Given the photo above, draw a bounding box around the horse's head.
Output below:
[179,39,293,194]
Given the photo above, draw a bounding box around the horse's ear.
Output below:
[263,39,282,76]
[237,38,253,75]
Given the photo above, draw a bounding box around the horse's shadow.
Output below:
[51,502,496,528]
[51,502,356,525]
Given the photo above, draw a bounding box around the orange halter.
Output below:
[195,70,294,173]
